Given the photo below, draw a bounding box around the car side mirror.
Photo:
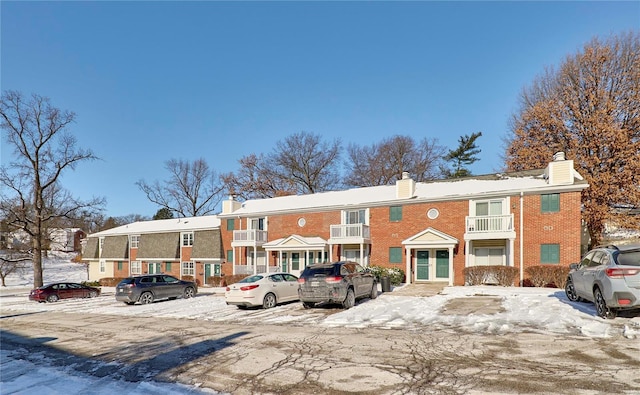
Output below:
[569,263,578,270]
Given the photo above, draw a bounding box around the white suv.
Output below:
[565,244,640,319]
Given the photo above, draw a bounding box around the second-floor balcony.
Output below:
[328,223,371,244]
[465,214,515,240]
[232,229,268,247]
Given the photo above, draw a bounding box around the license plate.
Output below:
[311,281,319,287]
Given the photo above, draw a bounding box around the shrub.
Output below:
[524,265,570,288]
[368,265,405,285]
[207,276,228,287]
[463,266,518,286]
[224,274,249,286]
[81,280,100,287]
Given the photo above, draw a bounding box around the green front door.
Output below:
[416,251,429,280]
[292,253,300,271]
[205,264,211,280]
[282,253,288,272]
[436,250,449,279]
[149,263,161,274]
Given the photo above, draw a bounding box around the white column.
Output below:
[405,247,412,284]
[465,240,470,267]
[253,246,258,274]
[449,246,454,286]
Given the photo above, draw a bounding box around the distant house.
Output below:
[83,216,223,284]
[7,228,85,252]
[84,153,588,287]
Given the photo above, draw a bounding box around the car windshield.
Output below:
[303,266,336,276]
[239,275,264,283]
[118,278,135,286]
[615,250,640,266]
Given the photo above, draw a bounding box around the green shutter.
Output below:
[542,194,560,213]
[541,244,560,264]
[390,206,402,222]
[226,219,235,231]
[226,250,233,263]
[389,247,402,263]
[165,262,172,272]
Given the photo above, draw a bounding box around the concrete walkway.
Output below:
[385,282,447,297]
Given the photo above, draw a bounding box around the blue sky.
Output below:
[2,1,638,218]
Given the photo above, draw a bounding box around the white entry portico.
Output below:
[263,235,328,277]
[402,227,458,286]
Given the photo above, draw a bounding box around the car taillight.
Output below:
[225,287,231,291]
[606,268,640,278]
[240,284,259,291]
[297,278,306,284]
[325,276,343,284]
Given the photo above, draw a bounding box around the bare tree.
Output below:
[0,251,30,287]
[504,32,640,246]
[223,132,342,199]
[1,91,104,288]
[345,135,445,187]
[136,158,225,217]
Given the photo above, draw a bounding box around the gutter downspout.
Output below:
[520,191,524,287]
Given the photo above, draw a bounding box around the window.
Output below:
[99,237,104,255]
[182,232,194,246]
[345,209,366,224]
[131,260,141,275]
[390,206,402,222]
[182,261,195,276]
[474,248,504,265]
[226,250,233,263]
[250,217,265,230]
[117,261,123,271]
[540,244,560,264]
[389,247,402,263]
[99,260,106,273]
[476,200,503,216]
[130,235,140,248]
[226,219,235,231]
[541,194,560,213]
[165,262,172,272]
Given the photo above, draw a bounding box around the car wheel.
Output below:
[594,287,617,319]
[46,294,59,303]
[183,287,195,299]
[370,282,378,300]
[89,291,98,298]
[139,292,154,305]
[263,293,277,309]
[125,302,135,305]
[342,288,355,309]
[564,278,579,302]
[302,302,315,309]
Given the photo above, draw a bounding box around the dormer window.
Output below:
[130,235,140,249]
[182,232,194,246]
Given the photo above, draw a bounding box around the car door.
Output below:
[162,275,182,298]
[68,283,85,298]
[279,274,300,302]
[56,283,74,300]
[582,251,606,300]
[353,263,370,297]
[266,274,287,302]
[573,252,594,298]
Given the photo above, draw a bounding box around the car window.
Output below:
[58,284,67,289]
[269,274,284,282]
[239,275,263,283]
[283,274,298,282]
[616,250,640,266]
[579,252,594,268]
[118,278,135,286]
[141,277,154,283]
[69,283,81,289]
[163,275,179,283]
[341,265,351,275]
[354,264,365,273]
[591,252,607,267]
[303,267,334,276]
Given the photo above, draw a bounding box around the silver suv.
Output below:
[297,261,378,309]
[565,244,640,318]
[116,274,197,305]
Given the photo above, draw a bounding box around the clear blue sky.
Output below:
[2,1,638,218]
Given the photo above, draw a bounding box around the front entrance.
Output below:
[416,251,429,280]
[149,262,161,274]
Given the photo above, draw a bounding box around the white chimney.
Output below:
[396,173,416,199]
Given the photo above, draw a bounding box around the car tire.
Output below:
[263,293,277,309]
[594,287,617,319]
[125,302,135,305]
[183,287,195,299]
[370,282,378,299]
[564,278,579,302]
[89,291,98,298]
[139,292,154,305]
[342,288,355,309]
[302,302,315,309]
[46,294,59,303]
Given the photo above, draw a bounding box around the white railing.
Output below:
[233,229,268,243]
[233,264,279,274]
[465,215,514,233]
[329,224,371,239]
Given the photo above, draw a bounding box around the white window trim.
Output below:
[130,235,140,249]
[99,260,106,273]
[342,208,369,225]
[247,217,268,231]
[473,247,505,266]
[181,232,194,247]
[181,261,195,276]
[131,260,142,275]
[469,197,510,216]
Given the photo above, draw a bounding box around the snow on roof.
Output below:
[225,172,586,216]
[88,215,220,238]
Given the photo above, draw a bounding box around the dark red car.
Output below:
[29,282,101,303]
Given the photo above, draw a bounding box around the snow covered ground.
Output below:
[2,252,640,394]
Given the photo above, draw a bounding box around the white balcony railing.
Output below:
[329,224,371,240]
[232,229,268,244]
[465,215,514,233]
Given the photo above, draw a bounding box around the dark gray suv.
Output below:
[297,261,377,309]
[116,274,197,305]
